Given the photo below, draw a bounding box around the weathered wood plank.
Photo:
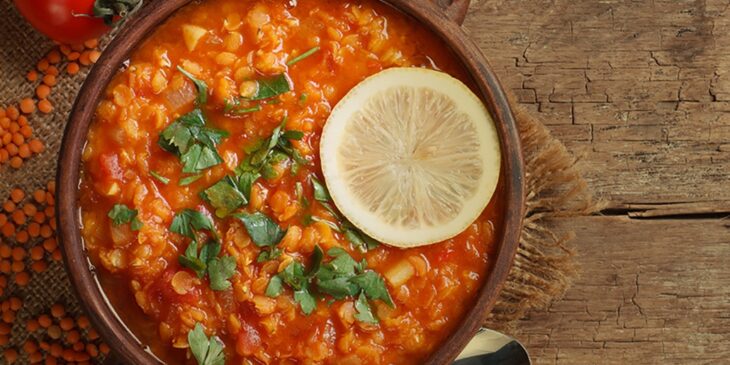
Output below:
[465,0,730,208]
[512,216,730,365]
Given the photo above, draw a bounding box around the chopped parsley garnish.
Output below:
[158,109,228,174]
[251,74,292,100]
[179,174,203,186]
[201,176,247,218]
[309,178,380,251]
[265,245,393,320]
[224,99,262,115]
[173,209,236,291]
[233,212,286,247]
[170,209,215,240]
[299,93,308,104]
[149,171,170,185]
[188,323,225,365]
[287,46,320,66]
[107,204,142,231]
[177,66,208,105]
[235,118,308,180]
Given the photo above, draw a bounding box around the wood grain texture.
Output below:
[461,0,730,363]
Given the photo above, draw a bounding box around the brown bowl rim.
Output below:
[56,0,526,364]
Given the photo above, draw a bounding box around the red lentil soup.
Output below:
[79,0,504,364]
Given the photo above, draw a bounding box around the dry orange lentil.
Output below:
[27,70,38,82]
[50,343,62,357]
[84,38,99,48]
[20,126,32,138]
[10,189,24,203]
[38,99,54,114]
[29,352,43,363]
[6,106,19,120]
[2,310,15,323]
[17,115,28,126]
[43,238,56,252]
[48,325,62,340]
[8,122,19,133]
[87,328,99,340]
[79,51,91,66]
[50,303,64,318]
[0,323,10,335]
[14,271,29,286]
[29,139,44,153]
[31,261,47,273]
[44,206,54,217]
[15,230,28,243]
[46,65,59,76]
[9,156,23,169]
[0,245,9,258]
[23,339,38,354]
[3,348,18,364]
[11,210,26,225]
[52,248,62,261]
[30,245,44,260]
[0,117,9,128]
[0,300,9,312]
[99,343,110,354]
[39,341,50,351]
[67,62,80,75]
[26,319,39,332]
[67,52,80,61]
[66,330,81,344]
[0,335,8,346]
[23,203,37,216]
[33,189,46,204]
[1,223,14,238]
[6,144,18,156]
[76,315,90,329]
[42,74,57,87]
[89,50,101,63]
[20,98,36,114]
[71,43,85,52]
[0,214,5,227]
[38,314,52,328]
[37,59,49,72]
[33,212,45,224]
[36,84,51,99]
[59,317,74,331]
[10,299,21,312]
[40,224,53,238]
[48,50,62,64]
[11,261,24,273]
[0,260,9,274]
[3,201,15,213]
[0,151,8,164]
[11,133,24,146]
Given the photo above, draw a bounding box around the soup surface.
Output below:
[79,0,503,364]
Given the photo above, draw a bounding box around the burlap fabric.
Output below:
[0,0,599,362]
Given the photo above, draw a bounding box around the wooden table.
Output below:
[463,1,730,363]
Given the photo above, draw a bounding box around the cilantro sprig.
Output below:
[108,204,143,231]
[188,323,225,365]
[265,245,393,321]
[172,209,236,291]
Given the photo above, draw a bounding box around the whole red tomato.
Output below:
[13,0,141,44]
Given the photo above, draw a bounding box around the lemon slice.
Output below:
[320,67,501,248]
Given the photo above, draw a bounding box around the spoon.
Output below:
[454,328,531,365]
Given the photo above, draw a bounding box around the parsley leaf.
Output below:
[351,271,394,307]
[170,209,215,240]
[188,323,225,365]
[150,171,170,185]
[178,240,207,277]
[354,292,378,324]
[287,46,320,66]
[158,109,228,174]
[179,174,204,186]
[234,212,286,247]
[207,256,236,291]
[252,74,292,100]
[257,247,282,263]
[311,177,330,202]
[108,204,142,231]
[201,176,247,218]
[294,286,317,315]
[178,66,208,105]
[265,275,283,297]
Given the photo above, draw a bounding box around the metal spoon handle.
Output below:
[454,329,531,365]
